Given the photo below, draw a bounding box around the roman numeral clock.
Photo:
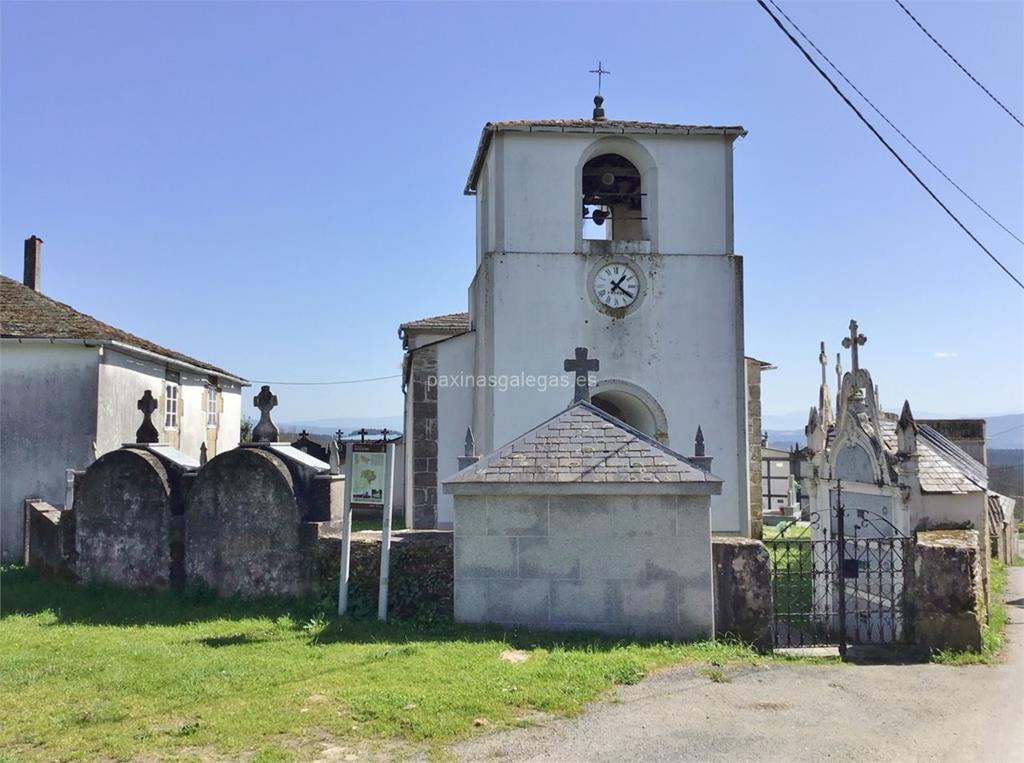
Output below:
[590,261,645,314]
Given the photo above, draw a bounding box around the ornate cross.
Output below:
[136,389,159,444]
[252,385,279,442]
[589,61,610,94]
[841,319,867,373]
[564,347,600,403]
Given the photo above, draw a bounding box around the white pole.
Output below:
[338,444,354,615]
[378,442,396,621]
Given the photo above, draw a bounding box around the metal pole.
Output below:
[338,444,354,615]
[836,480,847,657]
[378,442,396,621]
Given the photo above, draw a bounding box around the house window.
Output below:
[206,386,218,427]
[164,383,179,428]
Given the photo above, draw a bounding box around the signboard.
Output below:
[349,441,387,508]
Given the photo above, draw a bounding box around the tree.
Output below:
[240,416,254,443]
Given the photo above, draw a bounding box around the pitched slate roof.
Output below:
[399,312,471,334]
[466,119,747,194]
[877,418,986,494]
[0,275,245,380]
[445,401,720,487]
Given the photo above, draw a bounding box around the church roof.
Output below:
[465,119,747,194]
[398,311,470,334]
[0,274,246,381]
[444,400,721,493]
[877,418,986,494]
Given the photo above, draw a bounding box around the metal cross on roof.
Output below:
[589,61,610,95]
[564,347,600,403]
[841,319,867,373]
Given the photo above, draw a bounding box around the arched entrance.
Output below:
[590,380,669,444]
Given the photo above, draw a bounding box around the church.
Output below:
[399,95,757,536]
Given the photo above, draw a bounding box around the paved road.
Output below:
[453,567,1024,762]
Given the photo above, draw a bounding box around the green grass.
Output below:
[0,567,770,761]
[931,559,1011,665]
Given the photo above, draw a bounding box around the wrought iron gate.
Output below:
[765,483,913,654]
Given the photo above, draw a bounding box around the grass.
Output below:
[0,567,771,761]
[931,559,1011,665]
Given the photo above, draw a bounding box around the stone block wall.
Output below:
[712,536,772,648]
[912,529,986,652]
[24,499,76,577]
[745,358,764,539]
[410,346,438,529]
[452,493,714,640]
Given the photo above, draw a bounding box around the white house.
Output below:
[400,98,752,534]
[0,237,247,562]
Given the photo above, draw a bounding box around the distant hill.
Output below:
[279,415,404,437]
[766,413,1023,452]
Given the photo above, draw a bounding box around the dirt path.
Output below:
[451,567,1024,762]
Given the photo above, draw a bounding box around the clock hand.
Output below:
[609,275,634,299]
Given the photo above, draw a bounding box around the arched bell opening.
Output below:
[581,153,646,242]
[590,383,668,445]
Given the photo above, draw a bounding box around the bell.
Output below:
[592,209,609,226]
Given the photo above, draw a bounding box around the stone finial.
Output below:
[564,347,600,404]
[199,442,208,466]
[805,405,825,452]
[328,440,342,475]
[805,405,819,435]
[897,400,918,456]
[458,426,480,471]
[252,385,279,443]
[691,425,713,472]
[136,390,159,444]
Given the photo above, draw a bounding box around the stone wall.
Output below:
[317,528,453,618]
[745,358,764,539]
[24,499,75,577]
[712,536,772,648]
[410,346,438,529]
[452,493,714,640]
[912,529,986,652]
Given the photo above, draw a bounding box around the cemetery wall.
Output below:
[0,341,98,563]
[452,493,715,640]
[912,529,986,652]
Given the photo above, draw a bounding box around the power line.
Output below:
[987,422,1024,439]
[755,0,1024,291]
[892,0,1023,129]
[249,373,401,386]
[766,0,1023,247]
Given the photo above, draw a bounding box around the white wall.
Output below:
[435,333,476,528]
[95,349,242,462]
[0,342,99,562]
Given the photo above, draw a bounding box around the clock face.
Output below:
[593,263,640,309]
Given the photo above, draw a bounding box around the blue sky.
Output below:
[2,1,1022,427]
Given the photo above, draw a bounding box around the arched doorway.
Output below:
[590,381,668,444]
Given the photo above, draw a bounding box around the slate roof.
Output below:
[399,312,471,334]
[877,418,986,494]
[466,119,748,194]
[0,275,245,380]
[445,401,720,487]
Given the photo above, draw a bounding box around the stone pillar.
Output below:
[912,530,985,653]
[410,346,439,528]
[712,536,773,649]
[745,358,765,539]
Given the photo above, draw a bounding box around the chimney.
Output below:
[23,236,42,292]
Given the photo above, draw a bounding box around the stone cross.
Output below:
[819,341,827,387]
[564,347,600,403]
[252,385,279,442]
[841,319,867,373]
[357,428,368,442]
[136,390,159,444]
[835,352,842,395]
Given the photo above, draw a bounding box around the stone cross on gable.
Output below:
[136,389,159,444]
[252,385,279,443]
[841,319,867,373]
[564,347,600,403]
